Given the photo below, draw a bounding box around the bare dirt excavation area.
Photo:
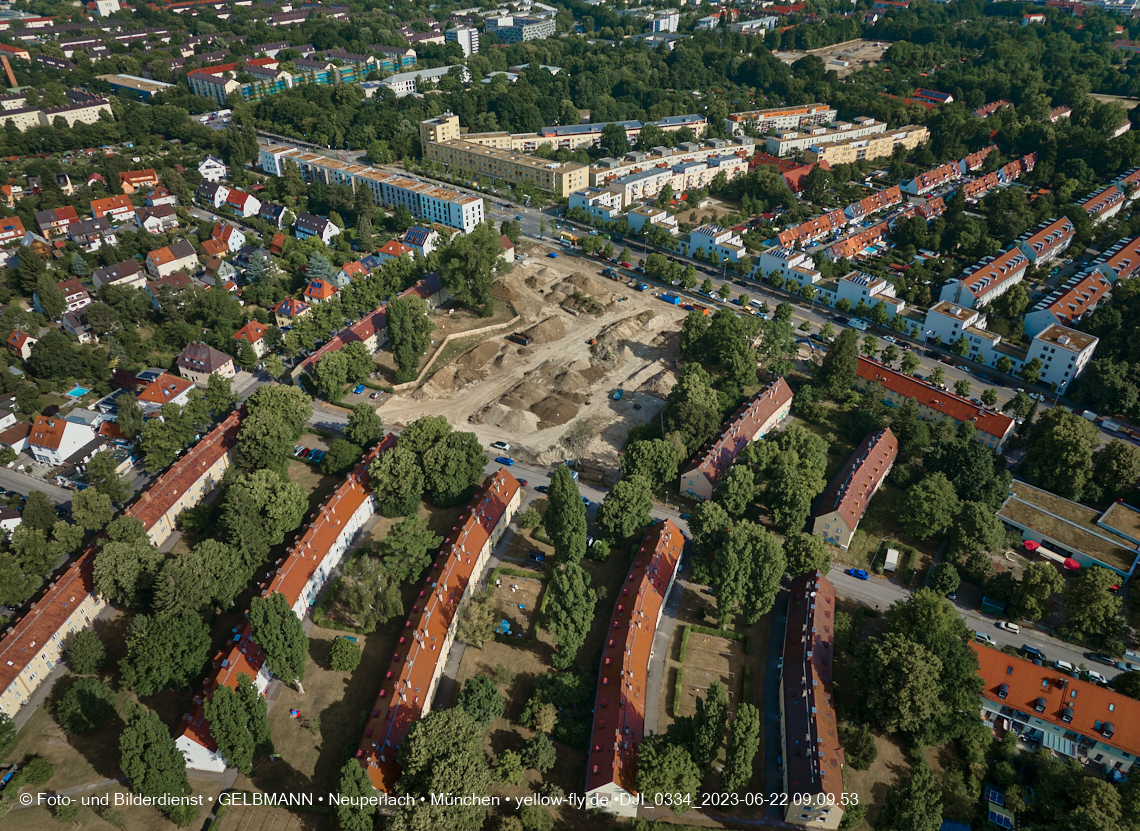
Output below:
[377,249,687,474]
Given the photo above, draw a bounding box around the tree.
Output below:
[15,248,45,295]
[119,702,197,826]
[87,450,130,504]
[390,708,493,831]
[322,438,362,474]
[1093,440,1140,498]
[1064,566,1124,645]
[545,466,587,564]
[221,470,307,573]
[1024,407,1099,499]
[596,475,653,541]
[712,521,786,626]
[336,759,377,831]
[153,539,245,618]
[377,514,442,585]
[815,328,859,398]
[369,445,425,516]
[1012,561,1065,621]
[981,388,998,408]
[620,439,681,489]
[929,366,946,387]
[689,679,729,775]
[950,501,1007,556]
[94,518,164,607]
[249,592,307,691]
[715,465,755,518]
[881,343,900,366]
[857,633,944,735]
[929,562,960,596]
[546,562,597,670]
[387,295,434,382]
[72,487,114,532]
[1113,671,1140,700]
[861,334,878,359]
[901,473,960,539]
[35,272,66,320]
[459,675,505,726]
[28,330,80,378]
[313,351,348,399]
[329,637,362,672]
[1020,357,1043,385]
[877,755,942,831]
[954,379,971,397]
[840,723,877,770]
[522,732,557,773]
[456,585,500,648]
[117,392,144,441]
[119,613,210,696]
[65,629,106,674]
[23,490,57,533]
[345,403,384,447]
[784,531,830,576]
[635,735,701,817]
[56,677,116,735]
[423,430,486,506]
[204,673,272,774]
[236,395,313,475]
[600,122,630,156]
[721,702,760,793]
[439,223,504,316]
[901,350,920,375]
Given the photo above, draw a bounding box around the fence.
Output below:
[390,315,521,391]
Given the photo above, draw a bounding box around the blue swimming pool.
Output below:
[65,387,89,398]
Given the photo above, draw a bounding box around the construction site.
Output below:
[375,247,687,476]
[773,38,890,79]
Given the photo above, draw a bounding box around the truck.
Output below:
[660,293,681,305]
[690,303,710,316]
[559,230,578,243]
[850,318,870,331]
[507,333,533,346]
[635,282,649,291]
[1101,418,1124,433]
[1081,410,1098,422]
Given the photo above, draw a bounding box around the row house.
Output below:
[70,217,118,252]
[146,240,198,279]
[823,221,890,262]
[1016,217,1075,265]
[1025,271,1113,336]
[92,260,146,291]
[940,246,1029,309]
[35,206,79,238]
[844,185,903,222]
[901,162,960,195]
[1080,185,1126,224]
[1092,233,1140,282]
[777,208,847,248]
[89,194,135,223]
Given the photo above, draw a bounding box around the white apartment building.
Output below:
[1024,324,1099,392]
[922,301,987,345]
[368,65,471,97]
[756,247,821,287]
[726,103,837,135]
[625,205,678,235]
[765,118,885,157]
[940,247,1029,309]
[445,26,480,55]
[569,187,623,222]
[679,225,746,263]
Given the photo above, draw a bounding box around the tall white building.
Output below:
[446,26,480,56]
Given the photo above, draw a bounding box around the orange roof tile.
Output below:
[690,378,793,489]
[585,520,684,796]
[1044,272,1112,324]
[971,642,1140,758]
[89,194,132,217]
[29,414,66,450]
[137,372,194,405]
[817,428,897,530]
[234,320,267,345]
[358,469,521,791]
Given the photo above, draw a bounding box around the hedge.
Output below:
[688,624,750,655]
[741,664,751,703]
[673,667,685,718]
[678,626,691,663]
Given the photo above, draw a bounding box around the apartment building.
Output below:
[585,520,684,816]
[259,145,485,234]
[445,26,479,55]
[681,378,793,500]
[425,138,588,197]
[369,65,470,98]
[358,469,521,790]
[802,125,929,165]
[923,301,987,345]
[835,271,900,313]
[901,161,961,195]
[625,205,678,236]
[726,103,837,135]
[1080,185,1125,224]
[568,187,623,222]
[679,224,747,263]
[605,154,749,204]
[855,357,1015,450]
[588,137,753,188]
[176,342,236,386]
[940,247,1029,309]
[780,572,845,829]
[1023,324,1098,393]
[973,643,1140,775]
[1093,233,1140,282]
[484,15,556,42]
[756,247,821,287]
[812,429,898,550]
[765,117,886,157]
[1025,271,1113,336]
[1016,217,1075,265]
[146,240,198,279]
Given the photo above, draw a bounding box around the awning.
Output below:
[1041,731,1078,758]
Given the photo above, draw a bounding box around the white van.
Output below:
[1087,670,1108,685]
[850,318,869,331]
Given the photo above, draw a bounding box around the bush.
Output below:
[54,800,79,823]
[14,756,54,787]
[328,637,362,672]
[522,731,557,773]
[56,677,116,735]
[65,629,106,674]
[519,805,554,831]
[840,723,877,770]
[517,507,541,528]
[589,539,610,562]
[459,675,505,726]
[496,749,524,785]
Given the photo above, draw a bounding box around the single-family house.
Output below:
[147,271,194,309]
[176,342,236,386]
[224,189,261,218]
[134,205,179,234]
[6,331,36,361]
[196,181,230,209]
[198,155,227,183]
[210,222,246,253]
[294,213,339,243]
[35,205,80,238]
[118,169,159,194]
[234,320,269,357]
[92,260,146,291]
[89,195,135,223]
[146,240,198,279]
[303,279,338,304]
[271,297,310,327]
[145,186,178,208]
[28,414,98,466]
[137,372,195,411]
[375,239,412,264]
[403,226,440,256]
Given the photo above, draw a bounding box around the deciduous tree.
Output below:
[369,444,425,516]
[119,613,210,696]
[56,677,116,735]
[596,475,653,541]
[423,430,485,506]
[546,562,597,670]
[336,759,377,831]
[857,633,944,736]
[387,296,434,383]
[545,466,587,564]
[377,514,441,585]
[204,672,272,774]
[456,585,499,648]
[459,675,505,726]
[620,439,681,489]
[783,531,830,576]
[94,517,163,607]
[1012,561,1065,621]
[901,473,960,540]
[249,592,308,691]
[721,703,760,793]
[635,735,701,817]
[119,702,197,825]
[345,403,385,447]
[87,450,130,504]
[715,464,754,518]
[64,629,105,674]
[1024,406,1098,499]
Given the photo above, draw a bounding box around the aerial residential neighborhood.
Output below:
[3,0,1140,830]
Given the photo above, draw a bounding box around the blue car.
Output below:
[846,568,870,581]
[547,252,558,259]
[582,496,590,506]
[310,450,326,463]
[353,384,366,394]
[496,456,514,466]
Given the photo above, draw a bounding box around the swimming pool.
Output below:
[65,387,89,398]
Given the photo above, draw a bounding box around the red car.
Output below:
[620,261,632,268]
[517,479,528,487]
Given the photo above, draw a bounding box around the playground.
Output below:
[491,572,544,640]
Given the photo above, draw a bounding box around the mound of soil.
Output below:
[524,317,574,344]
[532,394,579,428]
[500,380,550,411]
[457,341,502,370]
[481,403,542,433]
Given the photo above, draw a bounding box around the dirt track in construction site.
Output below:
[376,246,687,475]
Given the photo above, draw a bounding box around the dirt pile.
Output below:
[524,317,574,344]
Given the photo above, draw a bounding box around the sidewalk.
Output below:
[644,551,689,735]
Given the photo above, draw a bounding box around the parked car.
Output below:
[311,450,326,463]
[1086,652,1116,667]
[1087,670,1108,685]
[535,485,549,494]
[620,262,632,268]
[997,621,1020,633]
[495,456,514,466]
[517,479,528,487]
[370,391,383,399]
[491,441,511,451]
[1116,661,1140,672]
[1021,644,1046,662]
[582,496,591,506]
[353,384,366,394]
[845,568,869,580]
[975,632,997,646]
[882,336,897,343]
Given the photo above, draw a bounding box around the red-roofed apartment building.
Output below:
[1080,185,1126,225]
[1016,217,1076,265]
[681,378,793,500]
[584,519,684,816]
[812,428,897,549]
[125,409,241,546]
[971,642,1140,775]
[1093,233,1140,283]
[1025,271,1113,336]
[779,572,845,829]
[178,435,398,772]
[940,246,1029,309]
[357,468,522,790]
[118,168,159,194]
[901,162,960,196]
[855,357,1015,450]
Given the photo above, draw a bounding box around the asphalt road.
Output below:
[828,568,1123,680]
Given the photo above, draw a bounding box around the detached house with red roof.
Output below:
[89,194,135,223]
[375,239,413,264]
[34,278,91,317]
[0,216,25,246]
[176,342,236,386]
[303,278,337,304]
[34,205,80,238]
[28,414,98,466]
[224,188,261,218]
[271,296,310,327]
[209,222,246,254]
[812,428,897,550]
[6,330,36,361]
[234,320,269,357]
[118,169,159,194]
[146,240,198,279]
[145,186,178,208]
[137,372,195,412]
[681,378,793,500]
[584,519,684,816]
